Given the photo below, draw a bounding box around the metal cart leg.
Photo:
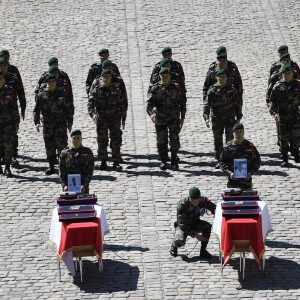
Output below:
[239,252,242,272]
[242,253,246,280]
[79,258,83,282]
[74,257,78,271]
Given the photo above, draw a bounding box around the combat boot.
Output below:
[11,157,20,168]
[200,241,212,260]
[281,154,288,167]
[4,164,12,177]
[45,164,55,175]
[112,162,122,171]
[99,160,107,170]
[159,160,167,170]
[171,154,179,171]
[170,245,178,257]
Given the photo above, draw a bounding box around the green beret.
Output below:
[98,48,109,55]
[280,64,292,73]
[232,123,244,132]
[48,65,58,73]
[0,57,6,64]
[0,49,9,56]
[216,69,226,76]
[102,60,112,69]
[216,46,227,57]
[159,67,169,75]
[101,69,111,76]
[48,56,58,65]
[70,129,82,137]
[162,47,172,54]
[159,57,170,67]
[278,45,288,52]
[45,74,57,82]
[280,53,290,61]
[189,187,201,200]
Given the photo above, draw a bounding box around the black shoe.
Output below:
[159,161,167,170]
[112,162,122,171]
[171,159,179,171]
[45,166,55,175]
[11,157,20,168]
[200,249,212,260]
[170,245,178,257]
[215,163,220,169]
[281,160,288,168]
[4,165,12,177]
[100,160,107,170]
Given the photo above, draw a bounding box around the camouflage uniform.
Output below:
[269,60,300,77]
[34,87,74,165]
[203,83,242,160]
[88,79,127,162]
[59,146,94,193]
[219,139,261,190]
[0,84,19,164]
[172,196,216,248]
[269,78,300,157]
[146,81,186,161]
[203,61,243,109]
[86,62,120,95]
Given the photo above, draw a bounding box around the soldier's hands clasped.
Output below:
[35,124,40,132]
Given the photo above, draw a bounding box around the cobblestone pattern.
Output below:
[0,0,300,299]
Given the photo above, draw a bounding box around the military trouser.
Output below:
[155,114,180,161]
[172,219,212,248]
[0,123,14,164]
[96,115,122,162]
[211,115,235,160]
[12,120,18,157]
[227,176,253,191]
[43,123,68,164]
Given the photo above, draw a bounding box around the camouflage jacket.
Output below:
[33,87,74,126]
[269,60,300,77]
[88,81,127,118]
[35,69,73,103]
[4,71,26,112]
[177,196,216,237]
[203,61,243,102]
[86,62,120,95]
[147,81,187,119]
[269,79,300,117]
[0,84,20,125]
[59,145,94,188]
[219,139,261,176]
[203,83,242,121]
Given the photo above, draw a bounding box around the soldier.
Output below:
[86,48,120,95]
[203,69,242,168]
[34,74,74,175]
[269,64,300,166]
[88,69,127,171]
[0,71,20,176]
[59,130,94,194]
[219,123,261,190]
[203,46,243,110]
[35,56,73,103]
[269,45,300,77]
[170,187,216,259]
[147,68,186,170]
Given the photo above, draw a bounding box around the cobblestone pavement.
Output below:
[1,0,300,299]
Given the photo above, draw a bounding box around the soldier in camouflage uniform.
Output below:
[203,46,243,110]
[147,68,186,171]
[0,71,20,176]
[219,123,261,190]
[59,130,94,194]
[86,48,120,95]
[269,64,300,167]
[34,74,74,175]
[88,69,127,171]
[170,187,216,259]
[35,56,73,103]
[203,69,243,168]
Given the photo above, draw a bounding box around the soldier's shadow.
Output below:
[180,254,220,264]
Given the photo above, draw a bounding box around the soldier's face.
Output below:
[280,58,290,66]
[51,70,59,80]
[100,53,109,62]
[47,79,57,91]
[162,63,171,71]
[217,74,227,86]
[0,62,7,72]
[72,135,82,148]
[283,70,293,82]
[190,198,200,206]
[0,75,5,88]
[162,51,172,59]
[278,50,288,58]
[233,129,244,140]
[101,74,112,86]
[160,73,170,85]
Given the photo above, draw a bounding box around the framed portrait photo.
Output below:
[234,158,247,179]
[68,174,81,193]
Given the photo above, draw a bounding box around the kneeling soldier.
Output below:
[170,187,216,259]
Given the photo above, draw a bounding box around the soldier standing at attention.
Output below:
[269,64,300,166]
[170,187,216,259]
[59,130,94,194]
[86,48,120,96]
[219,123,261,190]
[147,68,186,171]
[34,74,74,175]
[203,69,242,168]
[0,71,20,176]
[88,69,127,171]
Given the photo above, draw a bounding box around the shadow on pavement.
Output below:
[266,240,300,249]
[103,244,150,252]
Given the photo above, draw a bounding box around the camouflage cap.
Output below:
[101,69,111,76]
[48,56,58,65]
[189,187,201,200]
[98,48,109,55]
[159,67,169,75]
[102,60,112,69]
[278,45,288,52]
[280,53,290,61]
[159,57,170,67]
[48,65,59,73]
[232,123,244,132]
[162,47,172,54]
[70,129,82,137]
[216,69,226,76]
[0,57,6,64]
[45,74,57,82]
[280,64,292,73]
[216,46,227,57]
[0,49,9,56]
